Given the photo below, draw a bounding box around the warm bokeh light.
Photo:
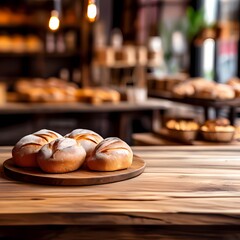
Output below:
[87,3,97,22]
[49,10,60,31]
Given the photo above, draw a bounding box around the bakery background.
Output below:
[0,0,239,145]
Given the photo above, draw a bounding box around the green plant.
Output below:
[186,6,205,41]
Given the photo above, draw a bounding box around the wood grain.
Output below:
[1,225,240,240]
[3,156,145,186]
[0,146,240,238]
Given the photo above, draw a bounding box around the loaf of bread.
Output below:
[87,137,133,171]
[37,137,86,173]
[12,129,62,167]
[65,129,103,160]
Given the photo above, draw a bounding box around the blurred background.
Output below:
[0,0,239,145]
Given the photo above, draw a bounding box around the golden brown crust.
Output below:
[166,119,199,131]
[87,137,133,171]
[12,129,62,167]
[215,84,235,99]
[37,137,86,173]
[65,129,103,159]
[201,118,235,132]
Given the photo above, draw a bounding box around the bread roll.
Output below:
[65,129,103,159]
[172,83,194,97]
[12,129,62,167]
[87,137,133,171]
[215,84,235,99]
[37,137,86,173]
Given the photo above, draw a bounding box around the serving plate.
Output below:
[3,155,146,186]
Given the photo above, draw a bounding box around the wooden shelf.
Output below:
[0,23,80,30]
[0,51,80,58]
[148,90,240,108]
[148,90,240,125]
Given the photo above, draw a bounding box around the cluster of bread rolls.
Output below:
[75,87,121,104]
[164,117,236,143]
[14,78,121,104]
[15,78,78,103]
[12,129,133,174]
[172,78,236,100]
[200,118,235,132]
[166,119,199,131]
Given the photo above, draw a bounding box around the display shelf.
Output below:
[0,0,82,80]
[0,52,80,58]
[0,23,80,30]
[148,90,240,124]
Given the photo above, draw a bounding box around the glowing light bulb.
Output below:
[87,2,97,22]
[49,10,60,31]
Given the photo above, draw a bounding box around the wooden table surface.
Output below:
[1,145,240,239]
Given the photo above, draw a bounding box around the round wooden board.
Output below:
[3,155,146,186]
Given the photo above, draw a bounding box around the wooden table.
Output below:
[1,145,240,239]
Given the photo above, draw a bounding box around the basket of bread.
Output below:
[164,117,236,143]
[200,118,235,143]
[165,118,200,142]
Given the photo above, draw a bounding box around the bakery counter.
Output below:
[0,99,171,145]
[1,145,240,239]
[0,98,170,114]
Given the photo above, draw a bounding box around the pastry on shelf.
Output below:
[172,78,215,98]
[192,80,216,99]
[215,84,235,100]
[172,82,195,98]
[172,78,236,100]
[11,35,26,53]
[15,78,78,103]
[76,87,121,104]
[0,35,12,52]
[26,35,43,53]
[227,77,240,98]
